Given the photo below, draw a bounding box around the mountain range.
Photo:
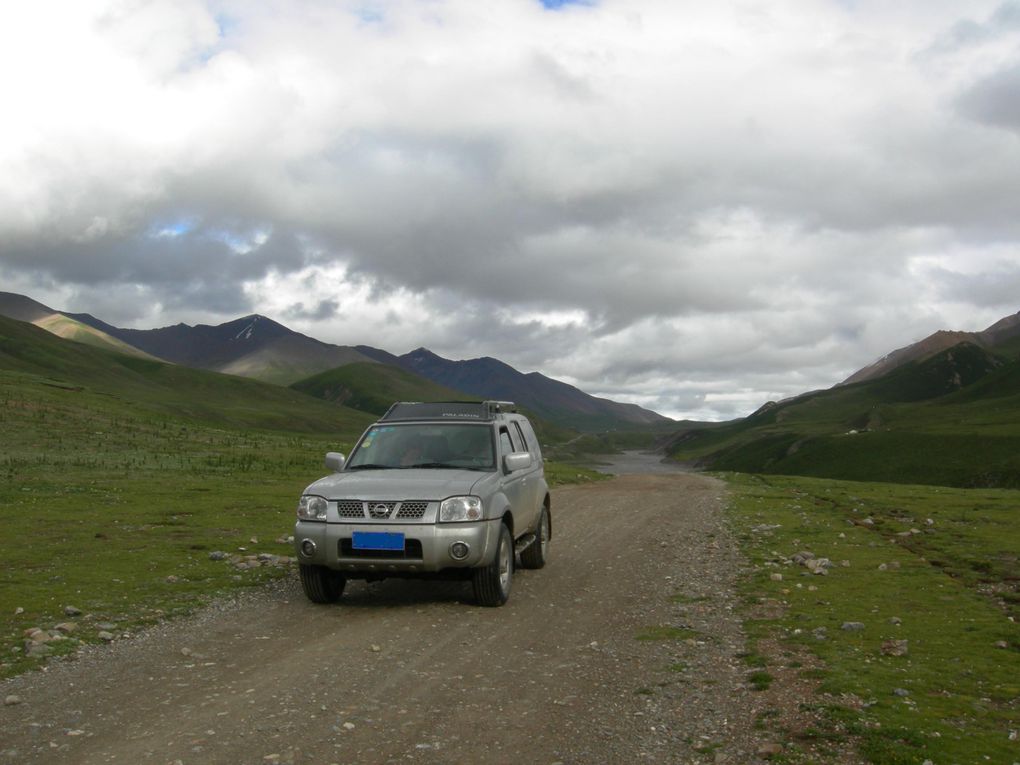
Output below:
[665,309,1020,489]
[0,291,670,431]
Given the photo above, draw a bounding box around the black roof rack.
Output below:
[380,401,517,422]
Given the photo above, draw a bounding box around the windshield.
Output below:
[346,423,496,471]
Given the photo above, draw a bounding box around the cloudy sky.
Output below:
[2,0,1020,420]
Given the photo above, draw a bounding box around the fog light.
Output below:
[449,541,470,561]
[300,539,317,557]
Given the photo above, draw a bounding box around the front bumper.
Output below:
[294,519,501,574]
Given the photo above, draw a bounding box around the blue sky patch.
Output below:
[540,0,593,10]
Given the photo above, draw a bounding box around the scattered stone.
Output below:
[861,518,875,527]
[805,558,831,575]
[889,617,902,625]
[97,622,118,631]
[841,622,865,632]
[769,573,783,582]
[165,575,179,584]
[98,631,115,642]
[63,606,82,617]
[877,563,888,571]
[4,695,22,706]
[994,640,1009,649]
[342,722,355,731]
[25,643,52,658]
[250,537,259,544]
[812,627,828,641]
[14,607,23,615]
[893,688,910,697]
[54,622,77,634]
[791,551,815,565]
[881,639,909,657]
[181,648,192,657]
[209,551,229,561]
[370,644,381,653]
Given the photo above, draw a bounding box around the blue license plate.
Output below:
[352,531,405,551]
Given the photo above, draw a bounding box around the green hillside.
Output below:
[33,313,160,360]
[668,343,1020,488]
[0,315,375,434]
[291,361,473,416]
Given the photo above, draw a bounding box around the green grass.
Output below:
[0,371,359,677]
[636,625,700,641]
[542,460,609,487]
[725,472,1020,763]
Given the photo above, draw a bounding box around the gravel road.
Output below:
[1,470,783,765]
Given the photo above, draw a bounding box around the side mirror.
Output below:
[325,452,346,472]
[503,452,532,473]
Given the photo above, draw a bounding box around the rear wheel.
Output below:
[519,505,550,570]
[473,524,513,607]
[299,564,346,604]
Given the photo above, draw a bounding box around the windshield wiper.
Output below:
[403,462,463,470]
[347,463,394,471]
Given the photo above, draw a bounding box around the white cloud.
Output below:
[2,0,1019,420]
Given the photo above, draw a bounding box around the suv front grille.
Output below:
[396,501,429,519]
[336,500,366,519]
[332,500,431,521]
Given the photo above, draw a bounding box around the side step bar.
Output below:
[514,533,537,554]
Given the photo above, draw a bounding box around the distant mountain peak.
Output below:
[842,308,1020,386]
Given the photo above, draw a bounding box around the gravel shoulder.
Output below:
[1,472,787,764]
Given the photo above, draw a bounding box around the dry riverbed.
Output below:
[1,472,815,764]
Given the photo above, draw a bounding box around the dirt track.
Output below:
[1,470,777,764]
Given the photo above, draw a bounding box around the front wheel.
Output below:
[299,564,346,604]
[473,524,513,607]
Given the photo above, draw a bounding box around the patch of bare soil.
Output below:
[0,474,833,764]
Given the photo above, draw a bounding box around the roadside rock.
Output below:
[881,639,909,657]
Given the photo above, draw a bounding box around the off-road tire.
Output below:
[299,564,346,604]
[473,523,513,607]
[519,505,550,570]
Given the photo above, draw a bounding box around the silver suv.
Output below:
[293,401,551,606]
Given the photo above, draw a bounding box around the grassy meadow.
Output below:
[0,367,370,678]
[725,472,1020,763]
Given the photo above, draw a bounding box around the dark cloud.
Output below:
[3,1,1020,419]
[283,298,341,322]
[956,62,1020,132]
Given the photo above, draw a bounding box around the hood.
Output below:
[303,468,489,501]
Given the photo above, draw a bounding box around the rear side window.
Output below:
[512,422,529,453]
[499,428,516,456]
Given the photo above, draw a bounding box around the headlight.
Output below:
[439,496,483,522]
[297,495,328,521]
